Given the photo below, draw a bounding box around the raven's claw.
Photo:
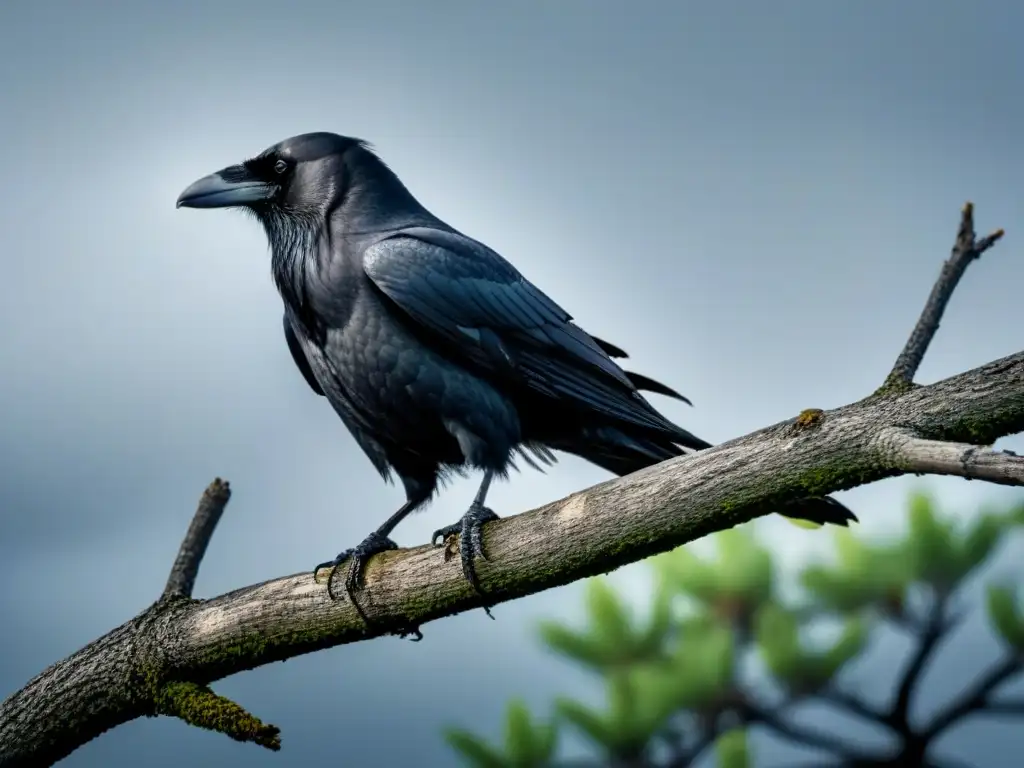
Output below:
[432,502,500,617]
[314,530,398,622]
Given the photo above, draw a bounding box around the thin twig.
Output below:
[983,698,1024,715]
[920,758,981,768]
[743,702,870,762]
[163,478,232,599]
[922,655,1023,740]
[890,593,952,733]
[818,688,893,729]
[883,201,1004,390]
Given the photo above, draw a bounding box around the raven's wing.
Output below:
[363,228,695,438]
[283,313,325,396]
[589,336,628,358]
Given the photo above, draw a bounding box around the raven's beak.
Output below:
[176,165,276,209]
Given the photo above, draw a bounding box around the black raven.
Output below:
[177,132,855,619]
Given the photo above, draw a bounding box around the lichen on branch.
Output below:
[154,681,280,751]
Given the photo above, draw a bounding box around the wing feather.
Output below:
[363,229,691,438]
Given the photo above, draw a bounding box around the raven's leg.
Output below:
[431,471,500,614]
[314,494,428,630]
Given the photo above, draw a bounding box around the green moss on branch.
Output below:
[925,409,1024,448]
[154,681,280,751]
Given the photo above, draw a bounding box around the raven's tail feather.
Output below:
[548,426,699,476]
[551,426,857,528]
[549,332,857,527]
[776,495,858,527]
[510,442,560,473]
[588,335,694,406]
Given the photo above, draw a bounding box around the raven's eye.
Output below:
[274,159,289,174]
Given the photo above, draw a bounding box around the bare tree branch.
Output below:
[163,478,232,600]
[883,201,1004,392]
[1,204,1021,767]
[886,433,1024,485]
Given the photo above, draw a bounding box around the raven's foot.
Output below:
[431,503,500,618]
[313,530,398,625]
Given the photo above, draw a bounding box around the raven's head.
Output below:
[178,131,433,275]
[176,132,367,216]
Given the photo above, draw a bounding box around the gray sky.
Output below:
[1,1,1022,766]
